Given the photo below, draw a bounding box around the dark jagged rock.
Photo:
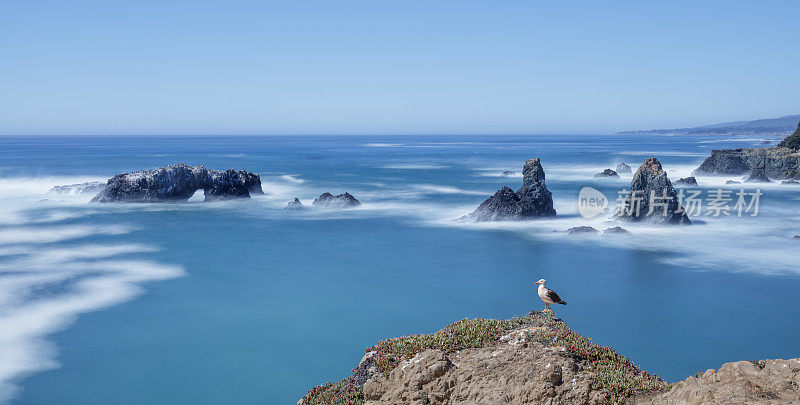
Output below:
[744,159,772,183]
[565,226,599,235]
[285,198,304,210]
[783,180,800,184]
[603,226,630,234]
[794,235,800,239]
[90,164,263,203]
[593,169,619,179]
[467,186,523,221]
[675,176,698,186]
[761,141,771,144]
[312,192,361,208]
[726,180,741,184]
[467,159,556,221]
[49,181,105,195]
[616,158,691,225]
[615,162,632,174]
[502,170,515,176]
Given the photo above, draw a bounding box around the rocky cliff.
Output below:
[694,124,800,179]
[467,158,556,221]
[299,312,800,405]
[616,158,690,225]
[90,164,263,202]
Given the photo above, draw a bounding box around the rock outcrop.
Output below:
[300,312,800,405]
[90,164,263,203]
[726,180,742,184]
[502,170,515,176]
[603,226,630,234]
[467,159,556,221]
[783,180,800,185]
[616,158,691,224]
[565,226,599,235]
[285,198,304,210]
[312,192,361,208]
[675,176,698,186]
[594,169,619,178]
[50,181,105,195]
[641,359,800,405]
[616,162,632,174]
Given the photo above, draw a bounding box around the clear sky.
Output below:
[2,0,798,135]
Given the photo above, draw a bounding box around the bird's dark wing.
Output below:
[547,289,566,304]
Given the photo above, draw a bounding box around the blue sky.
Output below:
[1,1,798,135]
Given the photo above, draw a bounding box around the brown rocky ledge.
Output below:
[298,311,800,404]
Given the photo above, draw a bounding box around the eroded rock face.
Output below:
[616,162,632,174]
[467,159,556,221]
[616,158,690,224]
[594,169,619,178]
[50,181,105,195]
[312,192,361,208]
[745,160,772,183]
[90,164,263,202]
[642,359,800,405]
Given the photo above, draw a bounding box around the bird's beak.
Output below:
[534,281,540,285]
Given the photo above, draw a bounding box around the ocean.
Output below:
[1,134,798,404]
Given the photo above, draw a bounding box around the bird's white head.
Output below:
[534,278,546,286]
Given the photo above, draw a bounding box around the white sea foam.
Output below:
[0,176,184,403]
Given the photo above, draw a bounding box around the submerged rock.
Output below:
[794,235,800,239]
[50,181,105,195]
[783,180,800,184]
[501,170,515,176]
[675,176,698,186]
[467,158,556,221]
[616,158,691,224]
[615,162,632,174]
[603,226,630,234]
[565,226,599,235]
[91,164,263,203]
[594,169,619,178]
[726,180,741,184]
[285,198,304,210]
[312,192,361,208]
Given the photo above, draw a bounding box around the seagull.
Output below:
[535,279,567,311]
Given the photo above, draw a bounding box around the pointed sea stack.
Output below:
[616,158,690,224]
[467,158,556,221]
[285,198,304,209]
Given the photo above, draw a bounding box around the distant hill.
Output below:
[618,114,800,136]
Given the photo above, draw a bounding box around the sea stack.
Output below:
[467,158,556,221]
[616,158,690,224]
[91,164,263,203]
[594,169,619,178]
[744,159,772,183]
[616,162,632,174]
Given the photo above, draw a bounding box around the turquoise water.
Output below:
[1,135,799,404]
